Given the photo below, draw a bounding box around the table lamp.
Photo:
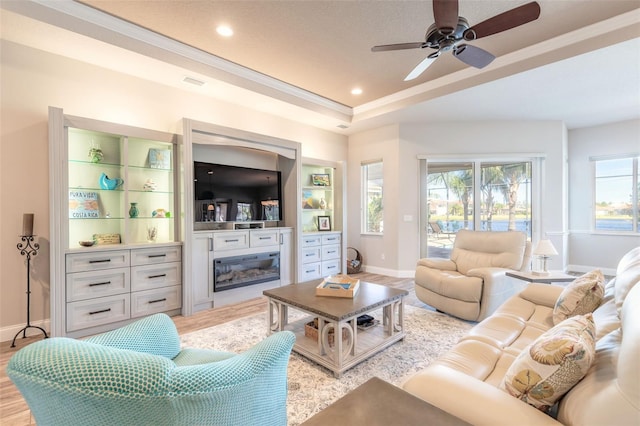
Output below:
[532,239,558,276]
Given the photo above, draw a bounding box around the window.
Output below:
[422,159,534,258]
[593,155,639,232]
[362,161,383,233]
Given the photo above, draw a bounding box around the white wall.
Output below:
[348,121,568,276]
[0,39,347,339]
[568,119,640,273]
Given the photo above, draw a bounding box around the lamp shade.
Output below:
[533,239,558,256]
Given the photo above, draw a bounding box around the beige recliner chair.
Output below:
[415,229,531,321]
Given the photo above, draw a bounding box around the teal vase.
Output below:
[129,202,139,218]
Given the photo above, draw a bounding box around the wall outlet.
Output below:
[381,253,385,261]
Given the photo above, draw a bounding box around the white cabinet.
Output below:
[191,227,293,313]
[64,245,182,336]
[191,232,214,308]
[300,231,342,281]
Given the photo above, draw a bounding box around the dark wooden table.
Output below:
[264,281,408,377]
[301,377,471,426]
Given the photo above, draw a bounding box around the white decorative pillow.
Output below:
[553,270,604,325]
[500,314,596,412]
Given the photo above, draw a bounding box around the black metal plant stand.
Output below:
[11,235,48,347]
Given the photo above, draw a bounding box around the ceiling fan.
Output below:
[372,1,541,81]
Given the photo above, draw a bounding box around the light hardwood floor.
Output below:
[0,273,419,425]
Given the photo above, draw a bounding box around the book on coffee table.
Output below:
[316,275,360,298]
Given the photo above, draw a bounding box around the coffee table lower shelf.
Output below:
[268,302,405,378]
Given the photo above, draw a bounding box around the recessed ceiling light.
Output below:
[351,88,363,95]
[216,25,233,37]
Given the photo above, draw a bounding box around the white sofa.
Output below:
[403,247,640,425]
[415,229,531,321]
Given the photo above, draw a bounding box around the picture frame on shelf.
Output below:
[302,190,314,209]
[311,173,330,187]
[69,190,99,219]
[148,148,171,169]
[317,215,331,231]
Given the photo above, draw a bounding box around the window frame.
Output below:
[591,154,639,234]
[361,160,384,235]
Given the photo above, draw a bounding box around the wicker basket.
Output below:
[304,320,347,346]
[346,247,362,274]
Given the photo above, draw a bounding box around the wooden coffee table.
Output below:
[264,280,408,377]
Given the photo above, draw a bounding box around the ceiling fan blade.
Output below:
[404,54,438,81]
[433,0,459,33]
[464,1,541,41]
[371,42,425,52]
[453,44,495,69]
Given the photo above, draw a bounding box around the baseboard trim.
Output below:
[362,266,414,279]
[1,319,50,344]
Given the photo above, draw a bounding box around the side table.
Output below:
[506,270,576,284]
[301,377,470,426]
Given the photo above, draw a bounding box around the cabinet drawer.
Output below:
[250,230,279,247]
[131,246,182,266]
[302,247,322,264]
[301,235,322,247]
[66,250,130,273]
[66,294,130,332]
[322,260,341,276]
[301,262,322,281]
[66,267,130,302]
[213,231,249,251]
[131,262,181,292]
[131,285,182,318]
[322,233,341,245]
[321,244,341,261]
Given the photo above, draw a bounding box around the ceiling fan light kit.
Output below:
[372,1,541,81]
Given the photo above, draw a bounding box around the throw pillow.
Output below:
[553,270,604,325]
[500,314,596,412]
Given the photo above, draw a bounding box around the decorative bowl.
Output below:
[79,240,95,247]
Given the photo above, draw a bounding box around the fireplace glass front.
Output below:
[214,252,280,292]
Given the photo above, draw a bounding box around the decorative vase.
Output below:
[129,202,139,218]
[99,173,124,190]
[88,141,103,163]
[319,198,327,210]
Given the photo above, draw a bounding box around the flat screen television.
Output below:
[194,161,282,223]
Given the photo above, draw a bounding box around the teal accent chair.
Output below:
[7,313,296,426]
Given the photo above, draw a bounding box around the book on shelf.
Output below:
[316,274,360,298]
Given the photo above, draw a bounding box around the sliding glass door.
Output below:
[421,159,534,258]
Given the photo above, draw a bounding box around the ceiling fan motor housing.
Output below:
[425,17,470,51]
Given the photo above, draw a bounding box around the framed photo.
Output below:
[69,190,99,219]
[317,215,331,231]
[311,173,330,186]
[148,148,171,169]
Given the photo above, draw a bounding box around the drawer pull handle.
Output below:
[89,308,111,315]
[89,281,111,287]
[328,250,336,254]
[259,236,271,240]
[148,274,167,279]
[89,259,111,264]
[148,254,166,258]
[149,298,167,304]
[305,253,314,257]
[225,239,239,243]
[306,269,315,273]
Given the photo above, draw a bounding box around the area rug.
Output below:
[180,305,473,425]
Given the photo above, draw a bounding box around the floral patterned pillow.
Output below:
[500,314,596,412]
[553,270,604,325]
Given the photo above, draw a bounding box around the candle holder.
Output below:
[11,235,48,347]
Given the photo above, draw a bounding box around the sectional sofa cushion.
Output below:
[552,270,604,325]
[500,313,596,411]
